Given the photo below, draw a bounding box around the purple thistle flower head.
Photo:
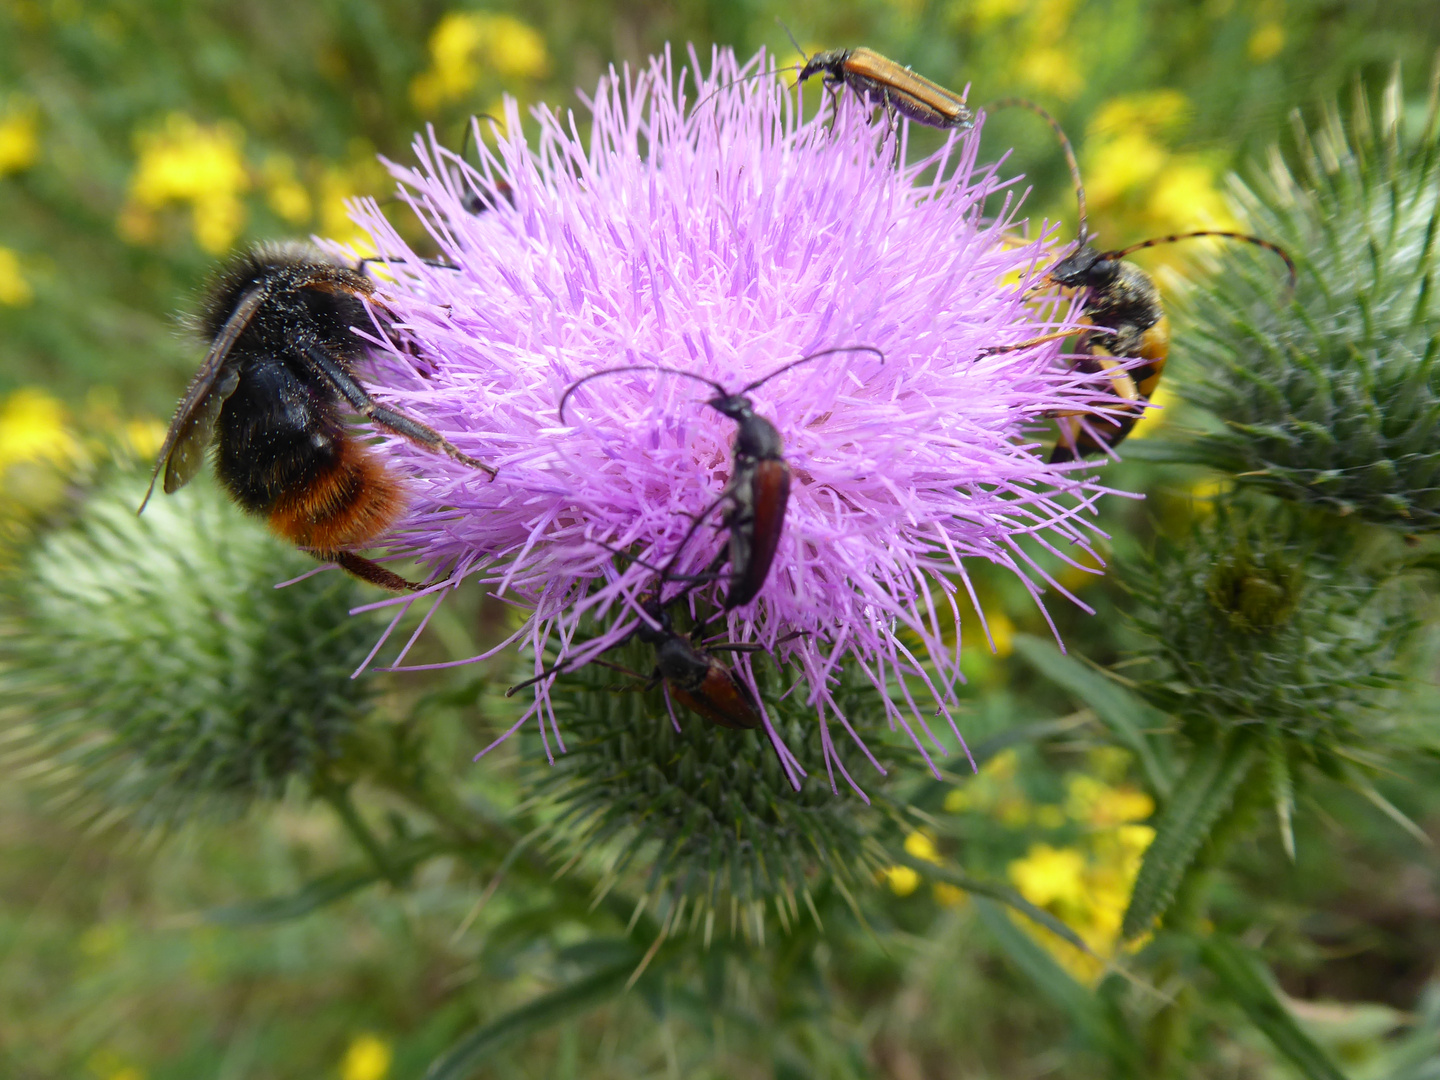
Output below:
[343,46,1119,796]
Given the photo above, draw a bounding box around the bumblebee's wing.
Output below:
[138,284,265,512]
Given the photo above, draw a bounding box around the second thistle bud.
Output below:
[1177,66,1440,531]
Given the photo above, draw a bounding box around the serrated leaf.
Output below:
[1201,935,1349,1080]
[425,956,642,1080]
[1012,634,1172,795]
[1121,734,1258,941]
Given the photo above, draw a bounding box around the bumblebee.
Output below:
[140,242,495,591]
[982,98,1295,461]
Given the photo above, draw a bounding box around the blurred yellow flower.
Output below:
[1248,21,1285,62]
[1088,90,1191,138]
[340,1034,393,1080]
[984,747,1018,781]
[318,159,384,252]
[934,882,967,907]
[0,246,33,306]
[261,153,312,225]
[1007,796,1155,981]
[1146,158,1236,232]
[884,864,921,897]
[1030,0,1078,40]
[970,0,1025,24]
[986,610,1015,657]
[1084,131,1168,209]
[410,12,548,112]
[0,389,77,471]
[1016,45,1082,100]
[123,419,168,462]
[1064,773,1154,826]
[904,830,942,863]
[0,94,40,175]
[1009,843,1087,908]
[124,113,249,253]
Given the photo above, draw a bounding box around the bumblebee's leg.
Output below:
[301,345,498,477]
[330,550,422,591]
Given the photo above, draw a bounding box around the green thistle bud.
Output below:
[1127,499,1411,757]
[1177,64,1440,531]
[526,636,894,939]
[0,475,381,825]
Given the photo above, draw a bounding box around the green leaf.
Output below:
[1201,935,1349,1080]
[204,837,443,925]
[974,899,1136,1073]
[896,854,1096,959]
[1012,634,1172,795]
[425,956,643,1080]
[206,865,383,925]
[1122,734,1258,941]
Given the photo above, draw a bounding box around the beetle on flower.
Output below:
[340,46,1120,796]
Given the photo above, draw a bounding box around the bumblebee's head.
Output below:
[1048,241,1120,291]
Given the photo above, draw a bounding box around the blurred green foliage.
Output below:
[4,2,1440,1080]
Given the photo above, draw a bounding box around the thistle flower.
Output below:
[1175,65,1440,530]
[0,476,381,825]
[347,47,1117,792]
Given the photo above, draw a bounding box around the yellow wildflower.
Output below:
[1146,158,1236,233]
[1065,774,1154,827]
[1084,131,1168,209]
[1248,22,1285,62]
[125,113,249,253]
[984,747,1018,781]
[884,864,921,897]
[261,153,311,225]
[970,0,1025,24]
[1029,0,1078,41]
[933,882,967,907]
[410,12,548,112]
[1016,45,1082,100]
[0,247,33,306]
[340,1034,393,1080]
[986,611,1015,657]
[318,158,383,252]
[1008,843,1087,909]
[0,95,40,175]
[1088,90,1191,139]
[0,389,77,471]
[904,830,942,864]
[123,419,168,462]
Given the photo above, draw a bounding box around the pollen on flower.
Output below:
[348,47,1122,793]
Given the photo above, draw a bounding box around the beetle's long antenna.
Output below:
[984,98,1088,242]
[776,18,809,64]
[690,64,803,116]
[558,365,729,423]
[738,345,885,396]
[1107,231,1298,293]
